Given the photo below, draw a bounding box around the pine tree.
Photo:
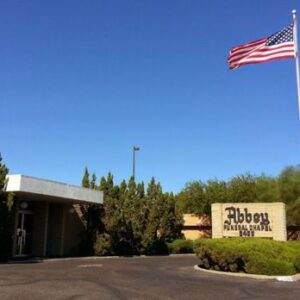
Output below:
[159,193,183,242]
[82,167,90,188]
[142,178,165,254]
[90,173,97,190]
[119,180,127,198]
[137,182,145,199]
[106,172,114,196]
[99,176,107,191]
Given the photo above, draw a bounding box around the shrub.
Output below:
[94,233,113,256]
[294,253,300,272]
[194,238,300,275]
[168,239,194,254]
[245,257,294,276]
[146,239,169,255]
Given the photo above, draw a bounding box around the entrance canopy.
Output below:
[5,174,103,204]
[5,175,103,257]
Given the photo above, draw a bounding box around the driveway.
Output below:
[0,255,299,299]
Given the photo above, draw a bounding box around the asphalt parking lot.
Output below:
[0,255,299,299]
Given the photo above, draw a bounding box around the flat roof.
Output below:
[5,174,103,204]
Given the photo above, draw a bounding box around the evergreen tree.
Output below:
[82,167,90,188]
[159,193,183,242]
[102,174,134,255]
[90,173,97,190]
[90,165,300,257]
[80,169,102,255]
[142,178,166,254]
[94,174,184,255]
[126,177,148,254]
[119,180,127,198]
[99,176,107,192]
[0,155,8,190]
[137,182,145,199]
[0,155,14,261]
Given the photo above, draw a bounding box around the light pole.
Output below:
[132,146,140,180]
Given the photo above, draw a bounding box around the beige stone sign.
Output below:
[212,202,287,241]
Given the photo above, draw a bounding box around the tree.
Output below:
[0,155,8,190]
[227,174,257,203]
[158,193,183,242]
[83,203,105,255]
[286,198,300,226]
[203,180,229,213]
[176,168,300,226]
[277,167,300,226]
[89,165,300,256]
[278,166,300,205]
[106,172,114,197]
[93,175,184,256]
[0,155,14,261]
[101,174,135,255]
[90,173,97,190]
[82,167,90,188]
[125,178,148,254]
[141,178,182,254]
[80,169,102,254]
[99,176,107,192]
[142,178,163,253]
[176,181,207,215]
[255,176,280,203]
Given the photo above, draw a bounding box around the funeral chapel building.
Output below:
[5,174,103,258]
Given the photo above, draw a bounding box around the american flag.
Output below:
[228,24,295,69]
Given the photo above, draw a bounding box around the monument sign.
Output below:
[211,202,287,241]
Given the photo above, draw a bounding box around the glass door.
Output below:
[16,210,34,257]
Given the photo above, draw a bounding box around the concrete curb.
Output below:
[43,253,196,263]
[193,265,300,282]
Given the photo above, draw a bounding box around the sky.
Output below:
[1,0,300,192]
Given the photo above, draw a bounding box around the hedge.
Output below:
[194,238,300,276]
[168,239,194,254]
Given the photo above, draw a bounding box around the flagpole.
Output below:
[292,10,300,120]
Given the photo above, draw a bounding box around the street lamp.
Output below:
[132,146,140,180]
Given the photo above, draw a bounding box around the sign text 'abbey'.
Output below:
[223,206,272,237]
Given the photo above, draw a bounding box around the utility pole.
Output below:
[132,146,140,180]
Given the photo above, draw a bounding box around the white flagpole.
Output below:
[292,10,300,120]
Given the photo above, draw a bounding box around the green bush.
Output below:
[245,257,294,276]
[294,253,300,272]
[145,239,169,255]
[194,238,300,275]
[94,233,113,256]
[168,239,194,254]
